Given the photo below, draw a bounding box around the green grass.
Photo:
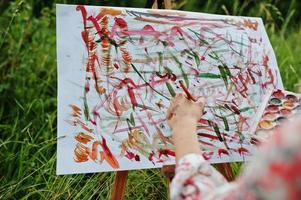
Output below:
[0,1,301,199]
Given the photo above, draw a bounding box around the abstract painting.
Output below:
[57,4,282,174]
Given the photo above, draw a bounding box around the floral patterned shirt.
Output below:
[170,118,301,200]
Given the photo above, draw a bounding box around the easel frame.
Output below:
[111,1,234,199]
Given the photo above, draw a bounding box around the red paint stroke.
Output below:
[81,31,89,49]
[134,154,140,161]
[127,87,138,107]
[158,149,175,158]
[112,90,121,117]
[231,105,241,115]
[125,150,135,160]
[119,25,161,39]
[90,108,101,125]
[87,16,104,38]
[197,133,220,140]
[86,54,98,73]
[198,140,215,147]
[155,72,177,81]
[262,68,275,88]
[112,77,137,88]
[100,137,120,168]
[179,80,196,101]
[113,63,119,69]
[85,79,90,93]
[148,151,155,163]
[250,137,261,145]
[115,17,127,28]
[231,99,239,107]
[237,74,248,98]
[218,149,229,157]
[170,26,195,43]
[110,77,140,108]
[74,119,93,133]
[263,55,269,69]
[135,77,169,89]
[247,68,256,84]
[202,152,214,160]
[188,67,200,76]
[237,147,249,155]
[198,118,209,125]
[76,5,87,29]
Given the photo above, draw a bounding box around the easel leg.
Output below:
[111,171,129,200]
[161,165,176,199]
[216,163,235,181]
[164,0,172,9]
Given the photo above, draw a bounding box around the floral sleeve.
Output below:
[170,118,301,200]
[170,153,233,200]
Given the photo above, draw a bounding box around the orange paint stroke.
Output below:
[91,138,120,168]
[77,119,93,133]
[70,104,81,117]
[75,132,94,144]
[74,143,90,162]
[95,8,124,21]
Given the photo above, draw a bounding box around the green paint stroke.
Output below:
[83,92,90,121]
[129,113,135,126]
[131,64,170,100]
[209,121,223,142]
[166,82,176,97]
[218,65,229,87]
[199,73,221,79]
[216,115,230,131]
[236,131,245,143]
[184,49,200,66]
[169,51,189,88]
[187,28,209,45]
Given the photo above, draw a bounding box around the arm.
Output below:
[172,118,201,161]
[167,94,301,200]
[167,94,230,199]
[167,94,203,161]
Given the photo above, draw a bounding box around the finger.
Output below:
[168,99,177,111]
[176,93,185,99]
[196,97,206,104]
[166,112,173,120]
[176,93,187,104]
[196,97,206,113]
[166,104,179,120]
[167,99,179,116]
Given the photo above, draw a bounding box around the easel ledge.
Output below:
[111,1,234,199]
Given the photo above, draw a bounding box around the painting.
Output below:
[56,4,283,174]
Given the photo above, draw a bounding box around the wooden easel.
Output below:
[111,1,234,199]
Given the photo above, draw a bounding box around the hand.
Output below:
[166,93,205,130]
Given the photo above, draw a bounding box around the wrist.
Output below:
[172,117,198,130]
